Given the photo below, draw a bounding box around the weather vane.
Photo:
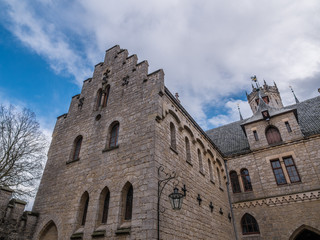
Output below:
[251,75,257,82]
[251,75,260,88]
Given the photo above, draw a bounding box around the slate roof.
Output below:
[206,96,320,157]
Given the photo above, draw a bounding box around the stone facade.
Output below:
[2,45,319,240]
[0,187,38,240]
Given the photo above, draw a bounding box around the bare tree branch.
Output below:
[0,105,47,198]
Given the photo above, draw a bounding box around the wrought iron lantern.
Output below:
[168,187,184,210]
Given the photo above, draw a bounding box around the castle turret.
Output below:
[247,79,283,114]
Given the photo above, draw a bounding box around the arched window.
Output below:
[79,192,89,226]
[125,185,133,220]
[266,126,282,145]
[98,187,110,224]
[120,183,133,221]
[217,167,222,187]
[185,137,191,163]
[241,213,260,235]
[96,89,103,109]
[241,169,253,191]
[170,122,176,150]
[72,135,82,161]
[102,85,110,107]
[198,149,204,173]
[109,122,119,148]
[208,159,214,182]
[230,171,241,193]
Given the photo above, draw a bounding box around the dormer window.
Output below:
[261,110,270,120]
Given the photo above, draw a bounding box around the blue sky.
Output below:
[1,0,320,138]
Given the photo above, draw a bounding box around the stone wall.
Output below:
[153,89,234,239]
[0,187,38,240]
[32,45,162,239]
[227,136,320,239]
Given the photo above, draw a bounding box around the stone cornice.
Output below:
[232,190,320,209]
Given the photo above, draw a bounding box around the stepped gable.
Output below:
[206,95,320,156]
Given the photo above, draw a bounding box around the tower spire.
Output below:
[289,86,299,104]
[237,104,243,120]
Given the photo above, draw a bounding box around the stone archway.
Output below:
[39,221,58,240]
[290,225,320,240]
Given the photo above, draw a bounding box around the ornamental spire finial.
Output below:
[237,104,243,121]
[289,86,299,104]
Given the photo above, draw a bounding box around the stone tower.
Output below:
[247,80,283,114]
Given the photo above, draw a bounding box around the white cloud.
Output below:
[1,0,320,129]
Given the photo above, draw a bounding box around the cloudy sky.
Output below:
[1,0,320,136]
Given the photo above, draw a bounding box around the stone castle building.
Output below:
[1,45,319,239]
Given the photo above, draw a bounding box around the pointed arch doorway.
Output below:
[39,221,58,240]
[290,225,320,240]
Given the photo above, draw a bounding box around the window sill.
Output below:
[170,146,178,155]
[219,187,224,192]
[276,181,302,187]
[210,180,215,185]
[115,227,131,235]
[199,170,205,176]
[92,230,106,238]
[70,232,83,240]
[102,145,119,152]
[66,158,80,165]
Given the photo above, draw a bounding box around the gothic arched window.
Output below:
[99,187,110,224]
[217,167,222,187]
[79,192,89,226]
[198,149,204,174]
[241,213,260,235]
[265,126,282,145]
[102,85,110,107]
[241,169,253,191]
[170,122,176,150]
[185,137,191,163]
[230,171,241,193]
[109,122,119,148]
[96,89,103,109]
[208,159,214,182]
[72,135,82,161]
[125,185,133,220]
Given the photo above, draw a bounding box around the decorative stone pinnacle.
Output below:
[175,93,180,103]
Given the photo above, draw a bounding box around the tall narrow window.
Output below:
[208,159,214,182]
[271,160,287,185]
[253,130,259,141]
[217,167,222,187]
[230,171,241,193]
[102,85,110,107]
[283,157,300,183]
[125,185,133,220]
[241,213,260,235]
[266,126,282,145]
[198,149,204,174]
[96,89,103,109]
[79,192,89,226]
[72,136,82,161]
[82,197,89,225]
[170,123,176,151]
[285,121,292,133]
[185,137,191,163]
[241,169,253,191]
[101,191,110,224]
[109,123,119,148]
